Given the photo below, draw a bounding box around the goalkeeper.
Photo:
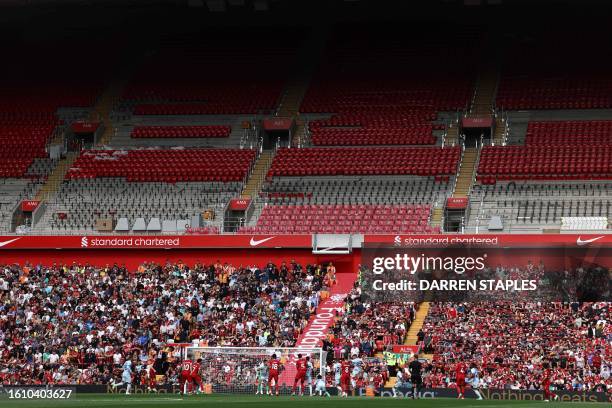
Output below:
[314,375,331,397]
[255,362,269,395]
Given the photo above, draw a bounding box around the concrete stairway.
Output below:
[34,152,78,201]
[452,148,479,198]
[430,207,443,228]
[241,151,274,199]
[468,66,499,117]
[443,121,460,146]
[493,117,507,146]
[384,302,432,387]
[92,80,127,146]
[404,302,430,347]
[277,76,309,118]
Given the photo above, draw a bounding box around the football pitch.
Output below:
[1,394,608,408]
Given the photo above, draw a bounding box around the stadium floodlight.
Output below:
[184,346,325,395]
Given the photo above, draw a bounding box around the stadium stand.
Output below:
[37,149,256,232]
[267,147,460,178]
[422,301,610,391]
[476,145,611,182]
[65,149,255,182]
[300,25,477,147]
[525,120,612,146]
[0,260,331,385]
[467,182,610,232]
[122,29,300,116]
[496,32,612,110]
[240,204,439,234]
[130,125,231,139]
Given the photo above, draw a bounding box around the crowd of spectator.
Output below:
[0,260,332,385]
[1,259,610,395]
[421,301,610,392]
[320,281,417,386]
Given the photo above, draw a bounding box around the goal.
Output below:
[184,346,325,394]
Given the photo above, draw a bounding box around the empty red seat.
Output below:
[65,149,257,183]
[239,204,440,234]
[267,147,461,177]
[130,125,231,139]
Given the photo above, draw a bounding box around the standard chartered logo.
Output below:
[80,237,89,247]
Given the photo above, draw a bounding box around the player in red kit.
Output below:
[180,359,193,395]
[340,359,352,397]
[292,354,307,395]
[191,358,203,393]
[268,354,283,396]
[542,369,559,402]
[455,362,467,399]
[147,364,157,392]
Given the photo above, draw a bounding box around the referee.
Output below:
[408,354,423,399]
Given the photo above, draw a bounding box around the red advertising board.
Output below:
[0,234,312,249]
[461,117,493,128]
[392,345,421,354]
[446,197,468,209]
[228,198,251,211]
[71,121,100,133]
[364,234,612,247]
[262,117,294,131]
[21,200,41,212]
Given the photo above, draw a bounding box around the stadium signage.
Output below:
[391,344,420,354]
[294,293,346,348]
[21,200,40,212]
[371,234,612,247]
[7,385,607,402]
[461,117,493,128]
[446,197,468,209]
[0,235,312,249]
[262,117,294,131]
[70,121,100,133]
[228,198,251,211]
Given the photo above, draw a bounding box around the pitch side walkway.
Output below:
[293,271,356,350]
[280,272,356,385]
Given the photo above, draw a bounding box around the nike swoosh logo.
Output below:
[249,236,275,246]
[576,236,605,246]
[0,238,21,248]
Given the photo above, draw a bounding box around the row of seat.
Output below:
[130,125,231,138]
[267,147,461,177]
[123,32,298,115]
[525,120,612,145]
[65,149,256,182]
[477,146,612,183]
[240,204,439,234]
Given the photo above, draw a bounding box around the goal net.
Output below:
[184,346,325,395]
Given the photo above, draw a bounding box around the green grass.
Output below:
[0,394,608,408]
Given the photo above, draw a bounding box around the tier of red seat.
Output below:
[239,204,439,234]
[65,149,256,182]
[0,120,58,177]
[0,43,112,178]
[123,31,298,115]
[267,147,460,177]
[308,112,442,146]
[130,125,231,139]
[496,78,612,110]
[477,145,612,183]
[310,125,436,146]
[132,102,276,116]
[525,120,612,145]
[496,35,612,110]
[298,26,475,147]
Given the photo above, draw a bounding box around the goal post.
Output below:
[184,346,325,394]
